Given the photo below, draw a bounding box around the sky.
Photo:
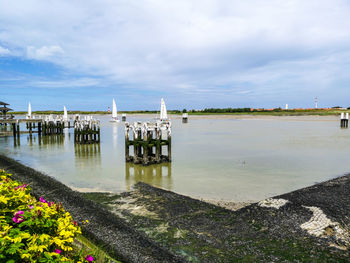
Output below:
[1,0,350,111]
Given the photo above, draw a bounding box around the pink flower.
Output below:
[12,216,23,223]
[54,249,61,254]
[12,211,24,223]
[85,255,94,262]
[39,197,47,203]
[14,184,27,190]
[28,205,34,209]
[15,211,24,216]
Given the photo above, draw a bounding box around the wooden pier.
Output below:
[41,120,64,135]
[0,119,43,137]
[125,121,171,165]
[74,119,100,144]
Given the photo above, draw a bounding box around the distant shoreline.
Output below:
[9,109,348,116]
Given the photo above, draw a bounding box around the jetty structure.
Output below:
[124,98,171,165]
[0,102,101,143]
[124,121,171,165]
[74,116,101,144]
[0,101,13,121]
[110,98,120,123]
[340,112,349,128]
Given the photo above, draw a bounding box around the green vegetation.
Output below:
[188,108,348,116]
[0,170,119,263]
[11,108,349,116]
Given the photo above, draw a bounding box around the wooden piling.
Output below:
[12,123,16,137]
[74,119,100,144]
[124,121,171,165]
[125,124,130,161]
[16,122,20,138]
[167,131,172,162]
[340,112,349,128]
[182,113,188,123]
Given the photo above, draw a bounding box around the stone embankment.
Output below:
[0,154,184,263]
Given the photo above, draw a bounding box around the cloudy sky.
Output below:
[1,0,350,111]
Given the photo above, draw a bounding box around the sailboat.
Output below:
[63,106,68,121]
[26,102,32,119]
[160,98,168,122]
[110,98,120,122]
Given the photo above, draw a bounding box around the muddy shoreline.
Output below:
[1,154,350,262]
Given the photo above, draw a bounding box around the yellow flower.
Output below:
[0,195,9,204]
[21,253,31,259]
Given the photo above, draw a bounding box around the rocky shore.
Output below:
[1,154,349,262]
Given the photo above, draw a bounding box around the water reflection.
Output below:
[39,135,64,147]
[125,162,172,191]
[112,125,118,149]
[13,136,20,147]
[74,143,101,168]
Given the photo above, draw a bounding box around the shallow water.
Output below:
[0,115,349,201]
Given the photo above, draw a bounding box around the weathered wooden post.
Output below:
[42,121,46,136]
[137,129,142,159]
[16,121,20,138]
[29,122,32,134]
[125,123,130,161]
[12,123,16,137]
[340,112,349,128]
[182,113,188,123]
[133,127,139,164]
[167,124,172,162]
[155,124,161,163]
[142,124,149,165]
[38,122,42,135]
[97,125,100,143]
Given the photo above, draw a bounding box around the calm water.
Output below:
[0,115,349,202]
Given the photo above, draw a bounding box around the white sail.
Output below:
[112,99,117,118]
[63,106,68,121]
[27,102,32,119]
[160,98,168,121]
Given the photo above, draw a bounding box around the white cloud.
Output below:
[27,45,64,60]
[1,0,350,106]
[0,46,10,56]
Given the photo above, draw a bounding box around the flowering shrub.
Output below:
[0,170,94,262]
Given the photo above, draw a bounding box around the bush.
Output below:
[0,170,94,262]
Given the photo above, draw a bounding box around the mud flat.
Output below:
[1,154,349,262]
[83,180,350,262]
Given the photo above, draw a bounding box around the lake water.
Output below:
[0,115,349,202]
